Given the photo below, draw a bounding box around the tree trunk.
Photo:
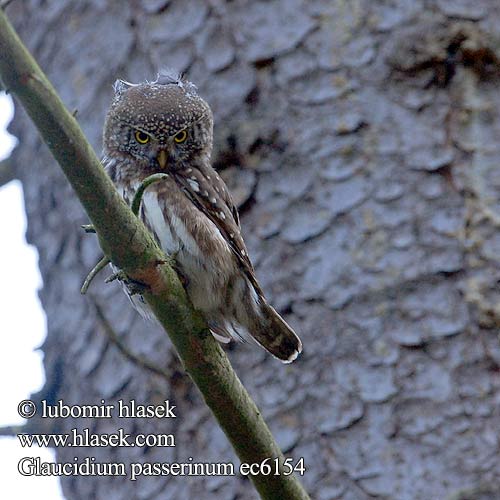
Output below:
[7,1,500,498]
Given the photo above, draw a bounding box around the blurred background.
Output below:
[2,1,500,499]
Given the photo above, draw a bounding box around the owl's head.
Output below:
[103,72,213,171]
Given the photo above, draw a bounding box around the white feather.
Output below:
[187,179,200,192]
[168,211,201,257]
[142,191,181,255]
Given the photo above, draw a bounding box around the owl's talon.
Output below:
[81,224,96,233]
[105,271,149,296]
[126,281,150,296]
[104,270,125,284]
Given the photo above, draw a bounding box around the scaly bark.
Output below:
[0,10,309,500]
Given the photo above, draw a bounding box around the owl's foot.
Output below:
[81,224,96,233]
[105,270,150,296]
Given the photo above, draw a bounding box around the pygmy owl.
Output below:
[102,72,302,363]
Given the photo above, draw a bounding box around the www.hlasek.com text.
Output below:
[18,428,175,448]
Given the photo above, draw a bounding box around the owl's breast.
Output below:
[140,188,236,313]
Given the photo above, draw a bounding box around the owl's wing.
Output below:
[214,171,240,228]
[175,168,263,295]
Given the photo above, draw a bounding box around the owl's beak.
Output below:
[157,150,167,169]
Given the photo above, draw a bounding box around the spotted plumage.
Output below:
[102,71,302,363]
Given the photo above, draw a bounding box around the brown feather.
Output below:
[174,165,264,296]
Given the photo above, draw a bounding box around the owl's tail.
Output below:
[247,299,303,363]
[208,278,303,363]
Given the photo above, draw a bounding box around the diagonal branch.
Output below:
[0,10,310,500]
[0,424,24,437]
[0,157,15,187]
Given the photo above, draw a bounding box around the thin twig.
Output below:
[81,255,109,294]
[131,173,169,215]
[0,424,24,436]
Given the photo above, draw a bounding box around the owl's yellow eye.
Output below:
[134,130,150,144]
[173,130,188,143]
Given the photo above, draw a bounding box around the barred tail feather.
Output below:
[250,301,303,363]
